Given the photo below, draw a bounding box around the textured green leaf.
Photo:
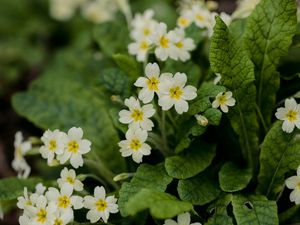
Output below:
[232,195,278,225]
[166,143,216,179]
[257,121,300,199]
[244,0,297,126]
[118,164,172,216]
[219,162,252,192]
[0,177,41,201]
[209,17,259,169]
[12,55,125,173]
[125,188,193,219]
[204,108,222,126]
[99,68,132,98]
[112,54,142,79]
[206,194,234,225]
[178,172,221,205]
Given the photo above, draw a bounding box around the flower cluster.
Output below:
[275,98,300,133]
[118,62,197,163]
[286,165,300,204]
[128,9,195,62]
[17,167,118,224]
[39,127,91,168]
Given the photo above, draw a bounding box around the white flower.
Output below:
[17,188,38,211]
[19,214,31,225]
[163,212,202,225]
[25,195,57,225]
[177,12,193,29]
[134,63,163,103]
[212,91,236,113]
[152,23,177,61]
[128,39,152,62]
[52,210,73,225]
[40,129,66,165]
[232,0,261,19]
[286,165,300,204]
[49,0,78,21]
[57,167,84,192]
[168,28,195,61]
[219,12,232,26]
[119,97,155,131]
[46,185,83,214]
[11,131,32,178]
[58,127,91,169]
[118,128,151,163]
[213,73,221,85]
[83,186,118,223]
[158,72,197,114]
[191,5,212,29]
[275,98,300,133]
[35,183,47,196]
[195,114,208,126]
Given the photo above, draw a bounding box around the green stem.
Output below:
[255,103,268,133]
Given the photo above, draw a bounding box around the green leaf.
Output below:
[244,0,297,126]
[12,54,125,173]
[125,188,193,219]
[99,68,132,98]
[165,142,216,179]
[185,23,206,46]
[206,194,234,225]
[219,162,252,192]
[178,172,221,205]
[0,177,41,201]
[112,54,142,79]
[232,195,278,225]
[118,164,172,216]
[204,108,222,126]
[257,121,300,199]
[188,82,226,116]
[209,17,259,170]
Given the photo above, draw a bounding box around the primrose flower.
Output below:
[35,183,47,196]
[134,63,162,103]
[163,212,202,225]
[40,129,66,165]
[275,98,300,133]
[177,12,193,29]
[17,187,38,211]
[158,72,197,114]
[49,0,79,21]
[52,210,73,225]
[195,114,209,126]
[57,167,84,192]
[83,186,119,223]
[12,131,32,178]
[213,73,221,85]
[286,165,300,204]
[128,38,151,62]
[58,127,91,169]
[118,128,151,163]
[119,97,155,131]
[191,5,212,29]
[212,91,236,113]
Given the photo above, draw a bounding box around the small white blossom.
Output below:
[213,73,221,85]
[19,214,31,225]
[58,127,91,169]
[163,212,202,225]
[195,114,209,126]
[212,91,236,113]
[119,97,155,131]
[49,0,78,21]
[52,210,73,225]
[17,188,38,211]
[191,5,212,29]
[158,72,197,114]
[83,186,118,223]
[35,183,47,196]
[232,0,261,19]
[118,128,151,163]
[275,98,300,133]
[40,129,66,165]
[286,165,300,204]
[128,39,151,62]
[11,131,32,178]
[57,167,84,192]
[177,12,193,29]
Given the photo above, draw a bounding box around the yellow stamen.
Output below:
[160,35,169,48]
[169,86,183,100]
[147,77,159,91]
[175,41,183,48]
[66,176,75,184]
[143,28,151,36]
[68,141,79,153]
[96,199,108,212]
[178,17,189,27]
[54,219,63,225]
[58,195,71,209]
[49,140,57,151]
[139,41,149,50]
[129,139,142,151]
[286,110,298,122]
[218,95,227,106]
[36,209,47,223]
[196,13,205,22]
[131,109,144,122]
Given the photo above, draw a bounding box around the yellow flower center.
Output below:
[26,200,32,206]
[129,139,142,151]
[49,140,57,151]
[96,199,108,212]
[66,176,75,184]
[286,110,298,122]
[175,41,184,48]
[218,95,227,106]
[147,77,159,91]
[68,141,79,153]
[139,41,149,50]
[178,17,189,27]
[131,109,144,122]
[169,86,183,100]
[58,195,71,209]
[160,35,169,48]
[16,147,23,159]
[36,209,47,223]
[143,28,151,36]
[196,13,205,22]
[54,219,63,225]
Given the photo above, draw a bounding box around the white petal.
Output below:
[285,98,297,110]
[132,152,143,163]
[224,91,233,98]
[226,98,236,106]
[87,209,101,223]
[145,63,160,78]
[173,72,187,87]
[140,144,151,155]
[68,127,83,140]
[142,104,156,117]
[84,196,96,209]
[70,154,83,168]
[275,108,288,120]
[124,97,140,109]
[139,88,155,104]
[178,212,191,225]
[94,186,106,199]
[183,86,197,100]
[164,219,178,225]
[119,110,133,124]
[220,105,229,113]
[174,100,189,114]
[286,176,300,189]
[282,120,295,133]
[134,77,147,87]
[79,139,91,154]
[71,196,83,209]
[158,96,174,111]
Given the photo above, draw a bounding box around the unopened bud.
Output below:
[113,173,134,182]
[195,114,209,126]
[111,95,122,103]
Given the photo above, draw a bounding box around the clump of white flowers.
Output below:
[128,10,195,62]
[118,62,197,163]
[286,165,300,204]
[12,131,32,179]
[275,98,300,133]
[163,212,202,225]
